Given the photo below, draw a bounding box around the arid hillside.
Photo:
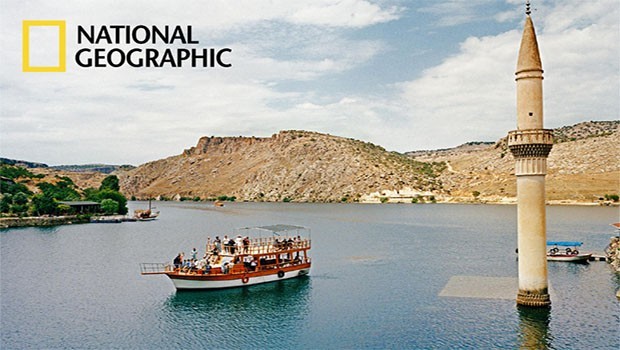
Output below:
[19,168,108,194]
[410,121,619,204]
[13,121,615,205]
[118,130,446,202]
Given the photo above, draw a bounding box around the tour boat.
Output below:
[140,224,311,290]
[546,241,591,262]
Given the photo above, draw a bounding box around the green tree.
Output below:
[10,192,29,214]
[99,175,120,191]
[1,180,32,196]
[95,189,128,215]
[57,204,72,215]
[12,192,29,205]
[100,198,119,214]
[31,194,57,215]
[605,194,619,202]
[37,181,80,201]
[0,194,13,212]
[0,164,37,179]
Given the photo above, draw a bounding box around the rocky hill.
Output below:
[118,122,617,204]
[0,158,48,168]
[22,168,108,193]
[411,121,619,204]
[118,130,446,202]
[13,121,615,205]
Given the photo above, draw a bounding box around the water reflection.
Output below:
[517,306,553,350]
[34,226,60,234]
[160,277,311,348]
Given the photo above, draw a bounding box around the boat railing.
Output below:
[139,262,172,275]
[171,254,311,276]
[218,237,311,255]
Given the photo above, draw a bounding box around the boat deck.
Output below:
[140,236,311,276]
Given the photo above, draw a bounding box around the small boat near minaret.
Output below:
[140,224,311,290]
[546,241,591,262]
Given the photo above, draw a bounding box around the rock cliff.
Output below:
[119,130,446,202]
[19,121,616,205]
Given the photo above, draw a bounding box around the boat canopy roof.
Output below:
[236,224,309,236]
[547,241,582,247]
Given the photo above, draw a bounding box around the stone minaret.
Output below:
[508,5,553,307]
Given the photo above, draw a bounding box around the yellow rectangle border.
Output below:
[22,20,66,72]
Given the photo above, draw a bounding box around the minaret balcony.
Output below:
[507,129,553,159]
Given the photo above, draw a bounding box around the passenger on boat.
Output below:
[235,235,243,252]
[214,236,222,253]
[223,235,230,253]
[191,248,198,260]
[243,236,250,253]
[243,255,254,270]
[208,254,218,264]
[222,262,230,274]
[194,259,204,272]
[226,238,236,254]
[274,238,283,250]
[182,259,193,272]
[173,253,183,268]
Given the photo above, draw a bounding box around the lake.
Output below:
[1,202,618,349]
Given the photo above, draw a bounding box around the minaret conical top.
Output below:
[516,15,542,74]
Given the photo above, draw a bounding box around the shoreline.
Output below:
[0,215,90,229]
[3,200,617,229]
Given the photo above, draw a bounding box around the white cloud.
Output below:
[288,0,401,27]
[418,0,503,27]
[396,0,619,149]
[1,0,398,164]
[0,0,617,165]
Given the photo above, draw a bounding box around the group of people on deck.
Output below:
[172,234,306,274]
[206,235,251,255]
[173,250,213,274]
[172,249,258,275]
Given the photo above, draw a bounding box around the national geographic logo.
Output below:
[22,20,66,72]
[22,20,232,72]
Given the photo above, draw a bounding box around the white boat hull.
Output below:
[547,253,591,262]
[169,268,310,290]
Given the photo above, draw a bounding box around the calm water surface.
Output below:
[1,202,619,349]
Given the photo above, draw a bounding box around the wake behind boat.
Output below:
[546,241,591,262]
[140,224,311,290]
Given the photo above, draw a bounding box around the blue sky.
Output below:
[1,0,618,165]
